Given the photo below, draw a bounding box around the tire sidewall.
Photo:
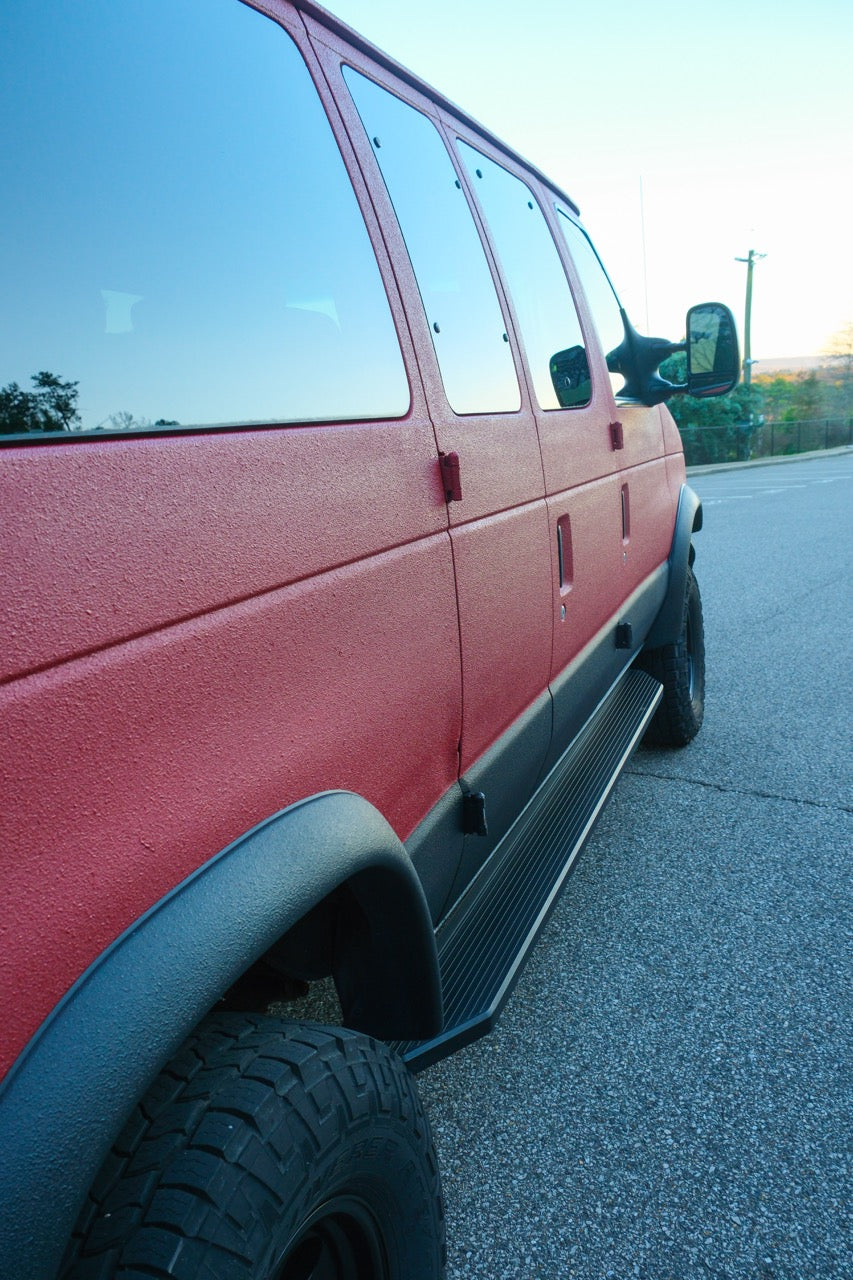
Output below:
[682,567,705,730]
[266,1110,441,1277]
[638,565,705,747]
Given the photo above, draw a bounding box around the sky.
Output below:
[318,0,853,360]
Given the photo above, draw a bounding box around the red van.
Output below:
[0,2,738,1276]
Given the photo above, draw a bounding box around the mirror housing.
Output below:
[604,313,681,406]
[685,302,740,398]
[604,301,740,406]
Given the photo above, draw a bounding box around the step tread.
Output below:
[397,667,661,1070]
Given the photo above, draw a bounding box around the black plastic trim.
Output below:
[547,566,668,777]
[0,791,440,1280]
[449,688,553,904]
[644,485,703,648]
[405,779,467,923]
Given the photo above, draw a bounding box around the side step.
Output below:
[397,667,662,1071]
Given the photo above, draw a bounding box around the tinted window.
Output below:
[458,145,589,410]
[0,0,409,437]
[343,69,520,416]
[557,212,627,399]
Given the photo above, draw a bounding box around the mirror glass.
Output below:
[686,303,740,398]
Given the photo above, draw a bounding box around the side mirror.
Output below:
[686,303,740,398]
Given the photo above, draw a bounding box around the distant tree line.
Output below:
[0,371,178,435]
[661,321,852,465]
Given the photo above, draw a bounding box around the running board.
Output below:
[396,667,662,1072]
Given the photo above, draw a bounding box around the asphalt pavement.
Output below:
[417,451,853,1280]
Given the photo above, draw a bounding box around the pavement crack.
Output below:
[624,768,852,815]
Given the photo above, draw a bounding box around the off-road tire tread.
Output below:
[638,566,705,747]
[61,1014,445,1280]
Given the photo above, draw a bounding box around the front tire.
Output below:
[638,565,705,747]
[63,1015,446,1280]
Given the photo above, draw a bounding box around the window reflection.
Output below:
[458,144,590,410]
[0,0,409,437]
[343,68,520,416]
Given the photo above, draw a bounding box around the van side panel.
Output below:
[0,523,461,1080]
[450,502,552,774]
[0,0,471,1086]
[0,423,448,682]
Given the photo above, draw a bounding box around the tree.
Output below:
[97,413,180,431]
[820,322,853,418]
[100,410,151,432]
[0,371,80,434]
[821,321,853,373]
[659,352,762,464]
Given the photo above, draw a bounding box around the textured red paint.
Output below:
[0,536,461,1077]
[451,502,553,772]
[0,419,446,683]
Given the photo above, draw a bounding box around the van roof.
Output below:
[294,0,581,215]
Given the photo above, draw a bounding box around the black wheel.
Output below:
[638,565,705,747]
[63,1016,445,1280]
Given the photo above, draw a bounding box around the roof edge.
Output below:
[290,0,581,215]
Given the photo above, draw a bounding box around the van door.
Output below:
[308,29,554,897]
[554,210,675,589]
[451,142,633,758]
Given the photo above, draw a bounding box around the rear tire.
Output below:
[63,1015,446,1280]
[638,565,705,747]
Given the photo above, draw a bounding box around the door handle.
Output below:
[556,514,573,592]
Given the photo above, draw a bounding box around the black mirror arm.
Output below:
[606,310,686,406]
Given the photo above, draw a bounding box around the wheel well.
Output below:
[218,883,370,1026]
[0,792,442,1280]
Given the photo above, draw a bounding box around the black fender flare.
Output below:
[0,790,442,1280]
[643,483,703,649]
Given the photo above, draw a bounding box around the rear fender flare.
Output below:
[0,790,441,1280]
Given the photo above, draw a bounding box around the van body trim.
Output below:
[644,484,703,648]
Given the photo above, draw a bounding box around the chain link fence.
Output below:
[678,417,853,467]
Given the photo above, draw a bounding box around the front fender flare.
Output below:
[644,483,703,649]
[0,791,441,1280]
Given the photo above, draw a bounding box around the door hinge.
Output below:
[439,451,463,502]
[610,421,624,450]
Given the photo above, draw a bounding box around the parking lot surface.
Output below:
[418,451,852,1279]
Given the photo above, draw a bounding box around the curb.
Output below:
[686,444,853,478]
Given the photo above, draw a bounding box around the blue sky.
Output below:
[319,0,853,358]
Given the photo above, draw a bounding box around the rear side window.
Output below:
[343,68,520,416]
[0,0,409,438]
[457,145,590,410]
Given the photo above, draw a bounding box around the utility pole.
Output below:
[735,249,766,386]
